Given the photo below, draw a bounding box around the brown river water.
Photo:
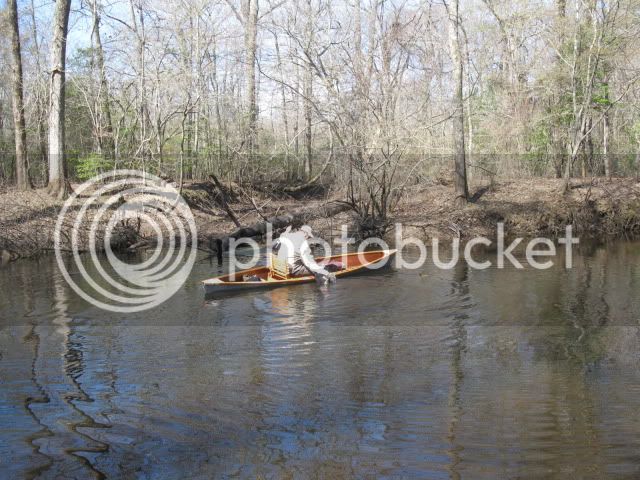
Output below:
[1,240,639,478]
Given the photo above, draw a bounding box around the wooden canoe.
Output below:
[202,249,396,295]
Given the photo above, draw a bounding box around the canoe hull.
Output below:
[202,250,396,295]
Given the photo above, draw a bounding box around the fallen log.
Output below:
[209,174,241,227]
[202,201,350,264]
[283,134,333,194]
[249,196,269,221]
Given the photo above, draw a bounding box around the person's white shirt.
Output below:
[273,226,329,278]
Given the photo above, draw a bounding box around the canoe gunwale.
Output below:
[202,250,396,291]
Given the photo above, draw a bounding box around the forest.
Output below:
[4,2,640,477]
[1,0,640,238]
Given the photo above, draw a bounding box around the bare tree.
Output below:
[28,0,49,171]
[89,0,115,160]
[128,0,150,166]
[273,30,291,176]
[302,1,313,179]
[446,0,468,205]
[2,0,640,204]
[560,0,624,190]
[8,0,30,190]
[226,0,259,160]
[47,0,72,199]
[244,0,259,158]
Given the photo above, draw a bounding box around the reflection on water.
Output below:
[1,241,640,478]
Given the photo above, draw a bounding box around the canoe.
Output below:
[202,249,396,295]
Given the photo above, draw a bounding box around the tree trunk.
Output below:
[635,138,640,178]
[29,0,48,177]
[91,0,115,160]
[211,35,225,174]
[448,0,468,205]
[557,0,567,17]
[274,33,290,178]
[303,61,313,179]
[8,0,30,190]
[562,0,583,193]
[603,112,610,177]
[586,116,594,176]
[193,13,201,177]
[243,0,258,160]
[293,58,300,163]
[581,115,592,178]
[303,0,315,180]
[179,109,188,195]
[129,0,148,169]
[47,0,72,199]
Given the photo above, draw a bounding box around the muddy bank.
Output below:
[0,181,347,262]
[393,178,640,242]
[1,178,639,262]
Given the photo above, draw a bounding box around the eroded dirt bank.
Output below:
[1,178,639,262]
[393,178,640,242]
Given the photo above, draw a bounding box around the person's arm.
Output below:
[300,248,325,275]
[300,244,336,283]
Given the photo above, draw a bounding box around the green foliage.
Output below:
[630,121,640,141]
[70,47,94,70]
[72,154,113,181]
[526,124,551,155]
[592,82,612,108]
[618,153,639,176]
[522,124,553,176]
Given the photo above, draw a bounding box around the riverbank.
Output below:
[1,178,639,261]
[393,177,640,242]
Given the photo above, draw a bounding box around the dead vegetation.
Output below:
[1,178,639,263]
[394,178,640,241]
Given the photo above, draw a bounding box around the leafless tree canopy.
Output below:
[1,0,640,209]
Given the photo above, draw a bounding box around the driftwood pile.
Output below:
[203,202,350,263]
[0,176,350,262]
[196,174,350,262]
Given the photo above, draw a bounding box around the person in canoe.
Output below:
[272,225,337,284]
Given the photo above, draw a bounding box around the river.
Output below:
[1,240,639,478]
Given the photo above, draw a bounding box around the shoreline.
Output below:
[1,178,639,263]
